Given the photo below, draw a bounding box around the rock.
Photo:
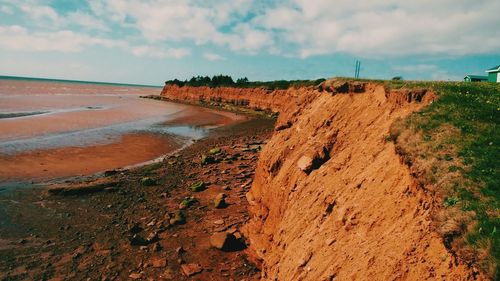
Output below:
[297,144,333,174]
[146,232,159,243]
[181,263,203,277]
[210,232,244,251]
[104,170,118,176]
[209,147,222,154]
[214,193,227,208]
[275,120,292,131]
[151,257,167,268]
[190,181,206,192]
[179,197,197,209]
[175,246,184,254]
[297,155,314,172]
[213,219,225,225]
[129,272,142,279]
[129,234,148,246]
[200,155,216,165]
[141,177,157,186]
[169,211,186,225]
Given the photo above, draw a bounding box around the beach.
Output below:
[0,78,242,183]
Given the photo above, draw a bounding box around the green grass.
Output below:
[385,80,499,277]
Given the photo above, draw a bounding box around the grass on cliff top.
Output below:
[380,80,499,277]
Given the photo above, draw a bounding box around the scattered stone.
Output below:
[179,197,197,209]
[275,120,292,131]
[210,232,244,251]
[209,147,222,154]
[146,232,159,243]
[200,155,216,165]
[181,263,203,277]
[175,246,184,254]
[213,219,225,225]
[214,193,227,208]
[104,170,118,177]
[169,211,186,225]
[129,272,142,279]
[141,177,157,186]
[190,181,206,192]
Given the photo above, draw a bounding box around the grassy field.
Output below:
[382,80,499,278]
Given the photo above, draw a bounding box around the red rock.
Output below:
[181,263,203,277]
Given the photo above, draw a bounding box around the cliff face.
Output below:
[160,85,291,112]
[163,81,483,280]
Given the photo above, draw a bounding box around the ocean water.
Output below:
[0,76,227,182]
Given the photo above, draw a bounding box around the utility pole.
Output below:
[354,60,361,79]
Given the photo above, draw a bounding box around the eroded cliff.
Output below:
[161,84,291,112]
[162,81,484,280]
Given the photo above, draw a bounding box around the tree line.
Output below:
[165,75,325,90]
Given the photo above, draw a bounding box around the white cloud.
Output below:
[253,0,500,58]
[90,0,271,53]
[203,52,225,61]
[4,0,500,60]
[66,11,111,32]
[0,25,123,52]
[0,5,14,14]
[131,45,190,58]
[0,25,187,59]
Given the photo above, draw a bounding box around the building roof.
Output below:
[465,75,488,80]
[485,65,500,73]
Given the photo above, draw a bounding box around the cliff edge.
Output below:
[162,80,485,280]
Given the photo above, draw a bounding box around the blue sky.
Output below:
[0,0,499,85]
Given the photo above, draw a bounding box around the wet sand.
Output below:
[0,133,181,182]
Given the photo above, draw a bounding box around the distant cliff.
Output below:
[160,84,293,113]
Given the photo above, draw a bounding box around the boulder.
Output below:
[190,181,205,192]
[214,193,227,208]
[169,211,186,225]
[210,232,245,251]
[141,177,157,186]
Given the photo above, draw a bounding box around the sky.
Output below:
[0,0,499,85]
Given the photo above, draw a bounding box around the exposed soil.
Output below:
[0,117,274,281]
[245,81,485,280]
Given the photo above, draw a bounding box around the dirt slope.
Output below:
[243,82,484,280]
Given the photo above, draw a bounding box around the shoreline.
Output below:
[0,100,247,185]
[0,113,275,280]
